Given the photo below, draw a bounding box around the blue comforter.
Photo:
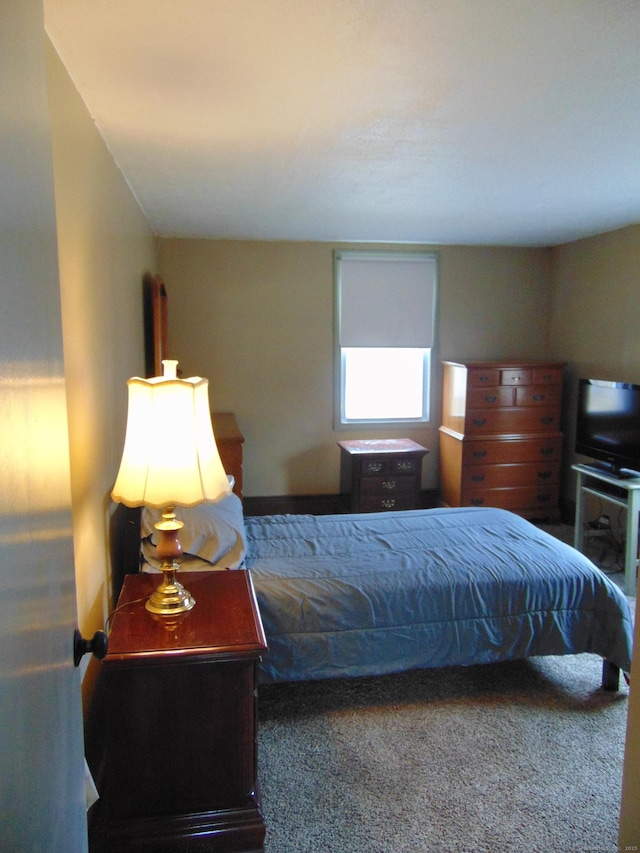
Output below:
[244,507,633,684]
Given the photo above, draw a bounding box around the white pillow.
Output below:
[141,492,246,570]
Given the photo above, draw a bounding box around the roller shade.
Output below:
[337,252,437,348]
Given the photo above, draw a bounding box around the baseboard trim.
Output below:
[242,491,439,517]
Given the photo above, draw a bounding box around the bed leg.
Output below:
[602,661,620,691]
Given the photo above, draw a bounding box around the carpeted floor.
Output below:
[257,524,634,853]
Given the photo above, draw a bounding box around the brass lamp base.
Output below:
[145,561,196,615]
[146,509,195,615]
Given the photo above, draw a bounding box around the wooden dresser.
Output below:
[212,412,244,498]
[439,360,565,520]
[338,438,428,512]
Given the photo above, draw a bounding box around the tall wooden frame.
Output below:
[143,272,168,378]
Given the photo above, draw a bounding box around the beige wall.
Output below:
[46,41,157,635]
[158,239,551,496]
[546,225,640,847]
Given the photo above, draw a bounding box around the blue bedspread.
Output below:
[244,507,633,684]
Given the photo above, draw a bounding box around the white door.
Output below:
[0,1,87,850]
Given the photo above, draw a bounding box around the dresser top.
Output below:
[442,360,566,369]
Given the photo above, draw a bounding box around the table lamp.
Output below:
[111,360,231,615]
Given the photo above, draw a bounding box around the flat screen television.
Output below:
[575,378,640,477]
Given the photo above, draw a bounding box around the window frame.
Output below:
[334,250,438,430]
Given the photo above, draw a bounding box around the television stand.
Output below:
[572,463,640,595]
[581,462,640,480]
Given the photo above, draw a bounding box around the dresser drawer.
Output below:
[500,368,532,386]
[467,387,515,408]
[461,485,559,512]
[462,436,563,466]
[465,407,560,435]
[532,367,563,385]
[461,462,559,490]
[515,385,561,407]
[468,368,501,387]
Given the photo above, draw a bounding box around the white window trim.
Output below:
[334,250,438,430]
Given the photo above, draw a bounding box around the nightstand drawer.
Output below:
[358,494,418,512]
[360,475,417,495]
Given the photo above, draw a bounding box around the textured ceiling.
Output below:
[44,0,640,246]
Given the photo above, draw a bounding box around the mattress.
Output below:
[244,506,633,684]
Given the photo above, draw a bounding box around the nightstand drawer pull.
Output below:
[537,470,552,479]
[471,474,485,482]
[540,447,554,456]
[472,418,487,427]
[532,394,545,402]
[540,416,554,425]
[484,395,498,403]
[381,499,396,508]
[470,498,485,506]
[382,480,397,490]
[473,450,487,459]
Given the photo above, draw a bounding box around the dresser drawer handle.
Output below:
[484,395,498,403]
[540,416,554,425]
[532,394,545,402]
[381,499,396,508]
[470,498,485,506]
[473,450,487,459]
[396,461,414,472]
[513,375,522,383]
[366,462,383,473]
[471,474,485,482]
[382,480,397,490]
[537,471,552,479]
[472,418,487,427]
[537,494,551,502]
[540,447,554,456]
[479,376,490,383]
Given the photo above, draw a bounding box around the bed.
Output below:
[120,275,633,690]
[112,494,633,691]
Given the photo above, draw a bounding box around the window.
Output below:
[335,251,438,427]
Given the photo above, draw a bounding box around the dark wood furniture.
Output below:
[212,412,245,498]
[439,360,565,519]
[99,570,267,852]
[142,273,245,499]
[338,438,428,512]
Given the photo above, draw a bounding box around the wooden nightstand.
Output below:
[98,571,268,853]
[338,438,428,512]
